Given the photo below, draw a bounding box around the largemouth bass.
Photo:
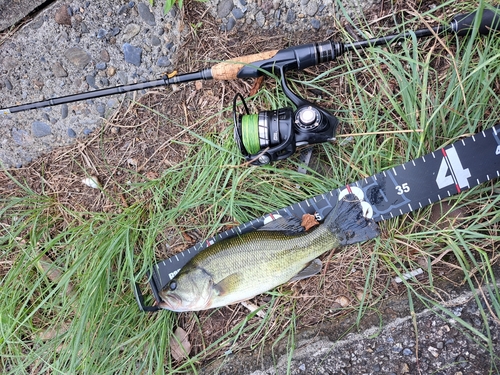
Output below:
[159,194,379,312]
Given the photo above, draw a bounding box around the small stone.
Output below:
[217,0,234,18]
[137,3,156,26]
[310,19,320,30]
[118,4,128,14]
[32,121,52,138]
[67,128,77,138]
[110,27,121,36]
[123,24,141,40]
[156,56,171,67]
[52,62,68,77]
[226,17,236,31]
[100,49,110,63]
[61,104,69,119]
[305,0,318,16]
[151,36,161,46]
[64,47,91,69]
[255,11,265,27]
[97,29,107,39]
[286,9,296,23]
[55,4,72,26]
[81,22,89,33]
[427,346,439,358]
[402,348,413,356]
[392,343,403,353]
[122,43,142,66]
[12,128,29,145]
[4,78,13,90]
[83,127,92,135]
[97,103,106,116]
[86,75,97,89]
[232,8,244,19]
[107,66,116,76]
[96,62,107,70]
[117,71,128,84]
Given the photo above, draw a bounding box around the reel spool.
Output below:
[233,93,338,166]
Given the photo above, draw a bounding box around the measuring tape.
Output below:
[134,125,500,311]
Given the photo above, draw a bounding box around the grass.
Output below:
[1,0,500,373]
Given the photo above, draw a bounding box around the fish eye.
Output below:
[169,280,177,291]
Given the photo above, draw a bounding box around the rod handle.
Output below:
[210,50,279,80]
[452,6,500,36]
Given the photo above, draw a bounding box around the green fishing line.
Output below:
[241,114,260,154]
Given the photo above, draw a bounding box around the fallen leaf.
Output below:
[301,213,319,231]
[249,76,265,96]
[170,327,191,361]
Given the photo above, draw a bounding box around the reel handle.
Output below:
[452,6,500,36]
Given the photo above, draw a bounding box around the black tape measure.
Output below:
[134,125,500,311]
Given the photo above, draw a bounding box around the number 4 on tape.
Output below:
[435,146,471,192]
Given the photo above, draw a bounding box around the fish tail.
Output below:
[324,194,379,246]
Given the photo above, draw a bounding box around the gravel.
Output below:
[0,0,379,168]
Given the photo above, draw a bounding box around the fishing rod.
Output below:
[1,6,499,165]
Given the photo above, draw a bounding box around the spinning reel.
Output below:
[233,70,338,166]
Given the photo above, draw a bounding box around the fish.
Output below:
[158,194,379,312]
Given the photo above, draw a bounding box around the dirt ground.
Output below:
[1,1,500,374]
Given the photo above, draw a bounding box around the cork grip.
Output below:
[210,50,280,80]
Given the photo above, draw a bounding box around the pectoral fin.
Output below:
[213,273,243,297]
[258,215,305,235]
[289,258,322,282]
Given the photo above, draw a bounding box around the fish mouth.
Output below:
[158,292,213,312]
[158,293,184,311]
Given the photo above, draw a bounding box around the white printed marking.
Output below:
[477,179,480,185]
[412,160,416,167]
[482,130,486,137]
[402,164,406,170]
[472,135,476,142]
[438,194,441,200]
[432,152,436,158]
[392,168,398,176]
[418,202,422,208]
[408,203,413,211]
[422,156,426,162]
[461,139,465,146]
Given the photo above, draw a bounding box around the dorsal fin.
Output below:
[258,215,305,236]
